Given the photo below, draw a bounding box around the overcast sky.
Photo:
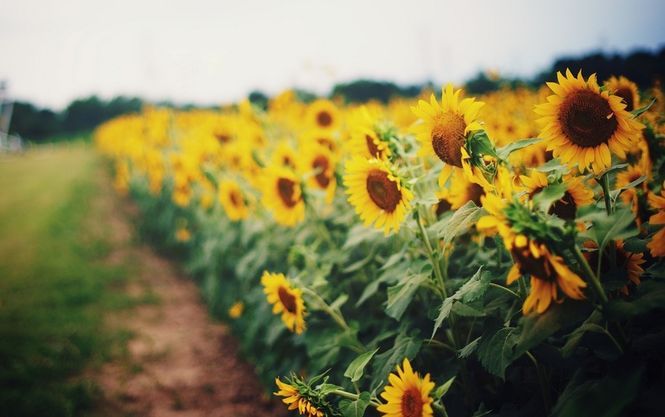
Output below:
[1,0,664,109]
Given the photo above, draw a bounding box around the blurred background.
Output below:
[1,0,665,144]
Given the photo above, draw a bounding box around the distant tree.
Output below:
[8,102,60,141]
[248,90,269,111]
[331,79,420,103]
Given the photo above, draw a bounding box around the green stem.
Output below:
[489,282,521,300]
[424,338,457,354]
[574,247,609,305]
[329,389,382,407]
[433,401,450,417]
[600,173,613,215]
[416,210,448,298]
[526,351,551,413]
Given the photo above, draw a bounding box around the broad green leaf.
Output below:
[385,273,428,320]
[604,280,665,320]
[435,201,482,246]
[468,130,498,158]
[579,208,638,254]
[432,267,487,338]
[344,349,379,383]
[476,327,518,379]
[340,392,371,417]
[372,333,422,388]
[496,138,541,160]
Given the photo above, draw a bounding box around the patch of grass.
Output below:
[0,144,134,417]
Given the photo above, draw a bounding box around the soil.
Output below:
[92,178,287,417]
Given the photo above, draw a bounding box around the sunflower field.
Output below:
[95,71,665,417]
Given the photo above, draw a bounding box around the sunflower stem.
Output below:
[416,210,448,299]
[329,389,382,407]
[600,173,614,215]
[433,401,450,417]
[489,282,521,300]
[574,246,609,305]
[526,351,552,413]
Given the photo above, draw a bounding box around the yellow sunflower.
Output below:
[274,378,324,417]
[307,99,341,131]
[219,179,250,221]
[584,240,645,295]
[271,140,299,171]
[478,193,587,314]
[647,189,665,257]
[604,76,640,112]
[534,69,644,175]
[616,164,647,216]
[300,143,337,203]
[411,84,485,185]
[377,358,435,417]
[550,176,595,221]
[261,166,305,227]
[261,272,306,334]
[348,106,392,160]
[301,128,339,154]
[442,170,486,209]
[344,157,414,235]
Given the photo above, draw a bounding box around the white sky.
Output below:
[1,0,664,109]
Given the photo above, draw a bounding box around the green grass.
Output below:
[0,144,132,417]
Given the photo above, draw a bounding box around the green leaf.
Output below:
[609,175,646,201]
[631,97,656,117]
[451,302,485,317]
[552,367,643,417]
[435,201,482,246]
[476,327,518,379]
[579,208,638,254]
[340,392,371,417]
[372,333,422,388]
[604,280,665,319]
[468,130,498,158]
[560,310,603,357]
[432,268,487,338]
[385,273,428,320]
[458,337,481,359]
[533,182,567,212]
[496,138,541,160]
[344,349,379,383]
[432,376,456,400]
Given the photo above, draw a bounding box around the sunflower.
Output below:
[175,226,191,243]
[344,157,414,235]
[301,128,339,153]
[647,189,665,257]
[584,240,645,295]
[377,358,435,417]
[274,378,324,417]
[550,176,595,221]
[348,106,392,160]
[442,170,486,209]
[300,143,337,203]
[411,84,484,185]
[307,99,340,131]
[261,272,306,334]
[604,76,640,112]
[519,169,549,199]
[478,194,587,314]
[219,179,250,221]
[507,234,587,314]
[272,140,299,171]
[228,301,244,319]
[535,69,644,175]
[615,164,647,216]
[261,166,305,227]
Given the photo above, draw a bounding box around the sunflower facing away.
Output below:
[344,157,414,235]
[219,179,250,221]
[478,194,587,314]
[274,378,324,417]
[261,272,306,334]
[411,84,485,185]
[261,166,305,227]
[535,69,644,175]
[377,358,435,417]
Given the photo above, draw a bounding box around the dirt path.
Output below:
[93,180,286,417]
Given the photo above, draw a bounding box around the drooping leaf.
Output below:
[344,349,379,383]
[432,267,487,338]
[476,326,518,379]
[385,273,429,320]
[435,201,482,246]
[496,138,541,160]
[340,392,371,417]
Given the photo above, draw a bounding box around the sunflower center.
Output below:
[317,110,333,128]
[431,112,466,167]
[277,286,297,314]
[366,170,401,213]
[401,387,424,417]
[436,199,452,216]
[615,87,635,112]
[215,133,231,143]
[229,190,242,208]
[550,191,577,220]
[467,183,485,206]
[283,156,295,169]
[277,178,299,208]
[366,134,383,158]
[312,155,331,188]
[558,90,618,148]
[511,244,556,282]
